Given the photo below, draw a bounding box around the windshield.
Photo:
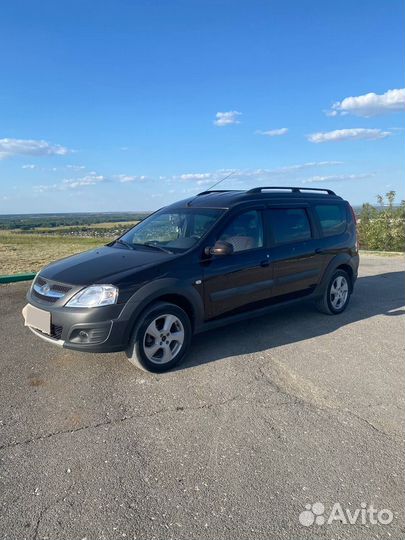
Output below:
[117,208,224,253]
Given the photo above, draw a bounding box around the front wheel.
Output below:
[316,269,351,315]
[126,302,192,372]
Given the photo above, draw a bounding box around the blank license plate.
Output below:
[23,304,51,335]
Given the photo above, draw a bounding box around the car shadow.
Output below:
[179,271,405,370]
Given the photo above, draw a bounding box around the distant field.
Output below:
[0,232,113,275]
[24,220,139,233]
[0,211,149,231]
[0,214,144,274]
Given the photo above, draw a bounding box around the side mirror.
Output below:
[205,240,234,256]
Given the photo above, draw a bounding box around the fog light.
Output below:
[78,330,89,342]
[68,325,111,345]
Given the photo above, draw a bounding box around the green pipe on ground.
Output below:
[0,273,36,284]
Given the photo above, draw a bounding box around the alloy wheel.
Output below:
[143,314,185,364]
[330,275,349,310]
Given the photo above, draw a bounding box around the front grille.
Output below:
[34,324,63,340]
[50,283,71,293]
[51,324,63,340]
[32,289,59,303]
[32,276,72,303]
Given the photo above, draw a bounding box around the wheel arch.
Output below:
[151,293,196,327]
[316,254,355,296]
[121,278,204,346]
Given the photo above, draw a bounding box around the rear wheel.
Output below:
[316,269,351,315]
[126,302,192,372]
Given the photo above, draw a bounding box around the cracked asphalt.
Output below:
[0,254,404,540]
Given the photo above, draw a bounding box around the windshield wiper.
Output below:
[116,239,172,254]
[115,239,135,250]
[142,242,173,254]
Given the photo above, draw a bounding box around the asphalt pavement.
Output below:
[0,254,404,540]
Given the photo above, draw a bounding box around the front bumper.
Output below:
[23,278,134,352]
[26,324,65,347]
[22,300,130,352]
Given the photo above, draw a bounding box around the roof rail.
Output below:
[246,186,336,195]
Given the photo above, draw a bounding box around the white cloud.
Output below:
[276,160,343,171]
[214,111,242,126]
[307,128,391,143]
[114,174,149,183]
[33,161,347,194]
[175,162,345,188]
[34,172,106,192]
[33,183,60,193]
[179,173,213,181]
[178,162,342,181]
[66,164,85,170]
[62,173,105,189]
[256,128,288,137]
[33,170,153,192]
[303,173,373,184]
[22,164,37,169]
[197,178,217,185]
[0,138,71,159]
[328,88,405,117]
[116,174,137,183]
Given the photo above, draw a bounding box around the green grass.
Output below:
[359,249,404,257]
[0,232,114,275]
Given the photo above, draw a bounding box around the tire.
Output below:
[315,269,351,315]
[126,302,192,372]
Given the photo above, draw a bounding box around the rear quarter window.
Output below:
[315,204,347,237]
[267,208,312,245]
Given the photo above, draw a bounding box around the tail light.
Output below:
[349,204,359,251]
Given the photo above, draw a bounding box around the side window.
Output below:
[193,213,218,238]
[268,208,311,245]
[219,210,263,252]
[315,204,347,237]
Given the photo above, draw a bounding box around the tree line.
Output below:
[0,212,149,230]
[358,191,404,252]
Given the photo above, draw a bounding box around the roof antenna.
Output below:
[187,170,236,206]
[203,170,236,192]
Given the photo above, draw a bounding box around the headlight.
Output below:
[65,285,118,308]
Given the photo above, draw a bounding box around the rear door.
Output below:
[266,206,323,297]
[202,208,273,319]
[312,202,351,261]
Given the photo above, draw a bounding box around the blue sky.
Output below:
[0,0,404,213]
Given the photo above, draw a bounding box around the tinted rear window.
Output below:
[315,204,347,237]
[268,208,312,244]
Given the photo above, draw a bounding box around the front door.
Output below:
[202,209,273,319]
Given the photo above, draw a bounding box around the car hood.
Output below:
[40,245,172,285]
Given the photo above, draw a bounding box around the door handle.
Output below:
[315,248,324,254]
[260,259,270,267]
